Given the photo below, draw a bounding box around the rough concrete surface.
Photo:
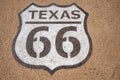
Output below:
[0,0,120,80]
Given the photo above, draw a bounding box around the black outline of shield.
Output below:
[12,3,92,75]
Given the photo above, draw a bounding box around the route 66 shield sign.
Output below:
[13,3,92,74]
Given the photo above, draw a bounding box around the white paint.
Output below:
[14,3,90,70]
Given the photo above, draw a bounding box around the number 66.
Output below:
[26,26,80,58]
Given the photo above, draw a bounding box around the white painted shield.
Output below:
[13,3,92,74]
